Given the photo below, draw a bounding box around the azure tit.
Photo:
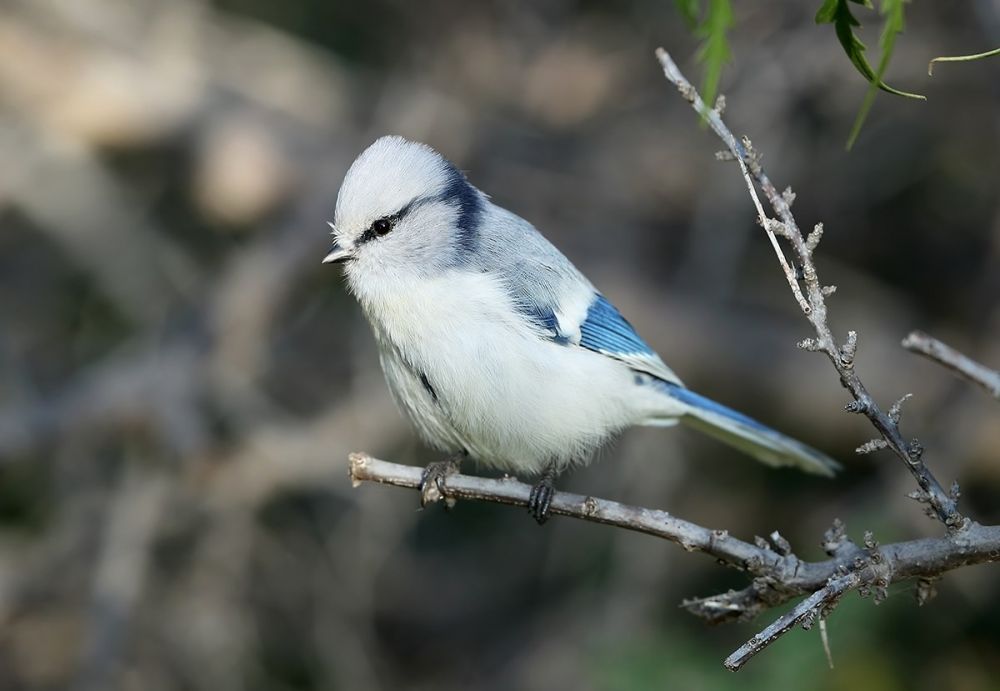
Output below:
[325,136,838,523]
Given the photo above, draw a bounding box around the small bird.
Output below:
[325,136,838,522]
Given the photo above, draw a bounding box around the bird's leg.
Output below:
[419,451,466,508]
[528,463,559,525]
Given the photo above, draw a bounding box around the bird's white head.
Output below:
[325,136,484,287]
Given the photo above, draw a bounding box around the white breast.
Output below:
[351,268,643,475]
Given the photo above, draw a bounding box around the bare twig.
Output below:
[350,454,1000,623]
[724,573,858,671]
[902,331,1000,400]
[658,58,809,314]
[654,47,963,532]
[649,46,986,664]
[350,454,788,566]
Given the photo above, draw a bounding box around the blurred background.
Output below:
[1,0,999,689]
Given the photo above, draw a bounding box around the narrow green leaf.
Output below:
[928,46,1000,75]
[695,0,734,110]
[847,0,911,148]
[816,0,924,100]
[815,0,843,24]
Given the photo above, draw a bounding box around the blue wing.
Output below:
[514,290,682,385]
[575,294,682,385]
[463,207,681,384]
[579,295,655,356]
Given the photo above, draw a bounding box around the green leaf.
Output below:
[847,0,916,148]
[815,0,843,23]
[674,0,702,29]
[816,0,871,24]
[695,0,734,110]
[815,0,924,101]
[816,0,924,149]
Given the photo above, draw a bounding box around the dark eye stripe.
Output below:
[355,195,434,246]
[357,215,394,245]
[354,179,481,249]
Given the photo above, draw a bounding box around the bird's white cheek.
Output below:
[342,258,366,293]
[343,256,418,328]
[343,251,389,296]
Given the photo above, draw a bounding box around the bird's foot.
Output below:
[419,453,464,509]
[528,470,557,525]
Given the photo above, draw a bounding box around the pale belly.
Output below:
[357,271,645,475]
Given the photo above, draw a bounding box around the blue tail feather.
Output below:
[649,379,840,477]
[659,382,772,434]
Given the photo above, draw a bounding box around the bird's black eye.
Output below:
[372,217,393,236]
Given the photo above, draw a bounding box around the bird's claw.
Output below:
[419,456,462,509]
[528,475,556,525]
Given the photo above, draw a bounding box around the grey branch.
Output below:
[654,47,962,532]
[902,331,1000,400]
[723,573,859,671]
[351,453,1000,671]
[648,46,998,665]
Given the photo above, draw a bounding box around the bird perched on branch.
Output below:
[324,136,839,523]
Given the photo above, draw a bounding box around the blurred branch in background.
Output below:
[0,1,408,688]
[902,331,1000,400]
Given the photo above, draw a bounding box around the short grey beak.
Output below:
[322,241,351,265]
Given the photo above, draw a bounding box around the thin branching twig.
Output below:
[652,46,988,666]
[902,331,1000,400]
[655,47,963,529]
[351,453,1000,652]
